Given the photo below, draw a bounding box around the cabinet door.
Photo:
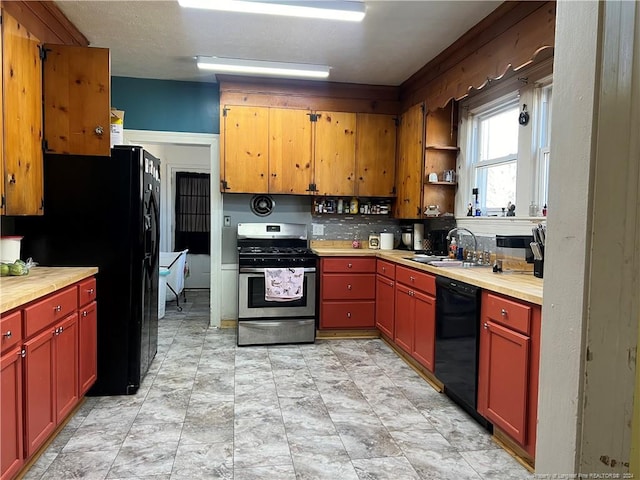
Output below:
[43,45,110,156]
[0,18,4,216]
[79,301,97,395]
[3,12,43,216]
[23,327,56,457]
[356,113,396,197]
[313,111,356,196]
[269,108,313,194]
[394,283,414,354]
[55,314,78,422]
[375,274,395,338]
[412,290,436,372]
[478,320,530,444]
[394,103,424,219]
[320,301,375,329]
[1,346,23,480]
[321,274,375,300]
[222,105,269,193]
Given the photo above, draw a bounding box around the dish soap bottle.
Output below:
[449,237,457,259]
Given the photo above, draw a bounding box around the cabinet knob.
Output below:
[410,276,415,282]
[88,288,95,295]
[3,330,11,338]
[54,305,62,312]
[59,326,64,333]
[389,281,394,287]
[82,310,88,317]
[484,322,489,329]
[347,312,351,318]
[54,327,60,335]
[347,263,353,268]
[501,308,507,317]
[347,284,352,290]
[95,125,104,136]
[19,349,26,358]
[382,267,386,272]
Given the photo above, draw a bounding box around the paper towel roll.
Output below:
[379,233,394,250]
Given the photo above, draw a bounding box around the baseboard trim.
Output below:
[220,319,237,329]
[492,427,535,471]
[316,329,380,339]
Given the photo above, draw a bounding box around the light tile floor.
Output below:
[22,290,533,480]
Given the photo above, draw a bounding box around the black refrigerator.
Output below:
[16,146,160,395]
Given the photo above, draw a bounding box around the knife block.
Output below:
[534,259,544,278]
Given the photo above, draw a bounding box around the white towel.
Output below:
[264,268,304,302]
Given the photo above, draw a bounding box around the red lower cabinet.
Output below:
[394,283,414,353]
[23,327,56,457]
[375,274,395,338]
[412,290,435,372]
[78,301,97,395]
[1,346,24,480]
[55,314,79,423]
[477,291,541,458]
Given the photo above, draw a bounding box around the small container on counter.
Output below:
[368,234,380,249]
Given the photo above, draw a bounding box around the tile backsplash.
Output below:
[311,215,401,242]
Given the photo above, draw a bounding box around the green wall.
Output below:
[111,77,219,134]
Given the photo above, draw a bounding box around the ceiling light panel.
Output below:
[197,57,331,79]
[178,0,366,22]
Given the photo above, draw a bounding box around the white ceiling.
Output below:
[54,0,502,86]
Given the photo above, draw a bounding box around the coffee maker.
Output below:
[399,222,425,251]
[423,217,457,255]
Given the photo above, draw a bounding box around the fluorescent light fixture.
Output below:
[197,56,331,79]
[178,0,366,22]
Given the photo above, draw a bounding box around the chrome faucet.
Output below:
[446,227,478,261]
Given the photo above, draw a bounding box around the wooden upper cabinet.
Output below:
[356,113,397,197]
[0,18,5,215]
[269,108,313,194]
[2,11,44,216]
[222,105,269,193]
[394,103,424,219]
[313,111,356,196]
[43,45,110,156]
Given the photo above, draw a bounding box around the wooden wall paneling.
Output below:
[401,2,556,111]
[1,1,88,46]
[222,105,269,193]
[268,108,313,194]
[3,11,43,215]
[394,103,424,219]
[313,111,356,196]
[355,113,397,197]
[43,45,110,156]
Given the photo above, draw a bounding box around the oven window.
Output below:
[247,276,309,308]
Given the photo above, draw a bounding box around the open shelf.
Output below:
[425,144,460,151]
[426,181,457,186]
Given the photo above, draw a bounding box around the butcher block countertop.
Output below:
[0,266,98,313]
[312,247,543,305]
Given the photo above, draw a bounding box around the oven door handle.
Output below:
[239,267,317,274]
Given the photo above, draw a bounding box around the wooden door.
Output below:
[313,111,356,196]
[0,19,4,216]
[412,291,436,372]
[3,12,43,216]
[356,113,397,197]
[23,327,56,457]
[79,301,97,395]
[375,274,395,338]
[222,105,269,193]
[394,283,414,354]
[1,346,24,480]
[478,320,530,444]
[43,45,110,156]
[55,314,78,423]
[394,103,424,219]
[269,108,313,194]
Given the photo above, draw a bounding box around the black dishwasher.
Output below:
[435,276,490,429]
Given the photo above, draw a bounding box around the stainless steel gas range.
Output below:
[236,223,317,346]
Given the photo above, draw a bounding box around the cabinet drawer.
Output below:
[322,257,376,273]
[1,310,23,354]
[78,278,97,307]
[321,301,375,328]
[322,274,376,300]
[376,259,395,279]
[24,287,77,338]
[484,293,531,335]
[395,266,435,295]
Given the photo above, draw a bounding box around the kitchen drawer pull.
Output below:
[3,330,11,338]
[501,308,507,317]
[382,266,386,272]
[484,322,489,329]
[347,263,353,268]
[82,311,89,317]
[88,288,95,295]
[347,284,352,290]
[410,276,415,282]
[389,281,394,287]
[59,326,64,333]
[54,305,62,313]
[54,327,60,335]
[19,349,26,358]
[347,312,351,318]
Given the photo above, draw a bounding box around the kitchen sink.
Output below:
[405,256,492,268]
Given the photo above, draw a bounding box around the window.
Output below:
[471,97,519,214]
[457,69,553,219]
[175,172,210,254]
